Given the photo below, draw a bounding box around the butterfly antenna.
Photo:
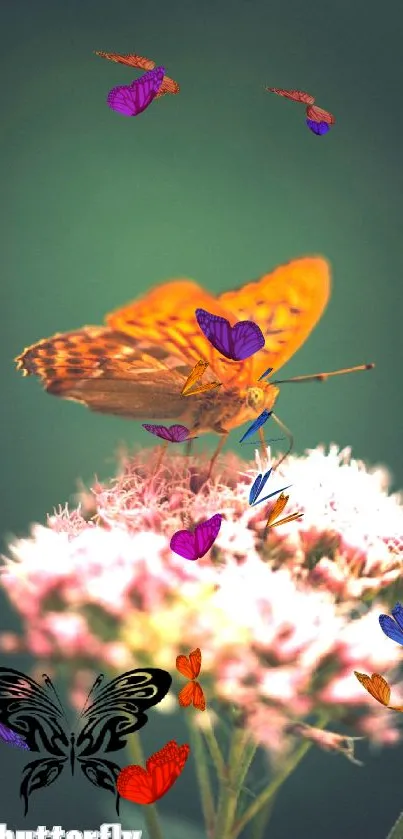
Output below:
[271,413,294,469]
[272,363,374,385]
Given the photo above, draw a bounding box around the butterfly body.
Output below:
[15,258,331,435]
[0,667,172,814]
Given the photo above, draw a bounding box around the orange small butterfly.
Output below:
[94,50,180,98]
[265,492,304,529]
[176,647,206,711]
[354,671,403,711]
[181,359,222,396]
[116,739,190,805]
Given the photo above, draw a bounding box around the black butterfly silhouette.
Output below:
[0,666,172,814]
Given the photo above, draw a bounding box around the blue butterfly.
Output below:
[306,118,331,136]
[249,469,291,507]
[239,410,272,444]
[379,602,403,645]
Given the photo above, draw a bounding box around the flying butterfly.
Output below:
[142,423,195,443]
[0,666,172,814]
[15,257,373,473]
[181,359,222,396]
[195,308,265,361]
[107,66,164,116]
[117,739,190,805]
[170,513,222,561]
[265,492,303,528]
[266,87,335,134]
[176,648,206,711]
[0,722,29,750]
[354,671,403,712]
[94,50,180,98]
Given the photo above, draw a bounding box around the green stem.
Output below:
[386,811,403,839]
[230,738,311,839]
[202,717,227,780]
[213,729,250,839]
[127,732,164,839]
[186,720,216,838]
[251,792,278,839]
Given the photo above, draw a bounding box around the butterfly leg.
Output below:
[206,431,229,479]
[271,413,294,469]
[154,441,169,472]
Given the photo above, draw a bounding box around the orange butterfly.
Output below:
[181,359,222,396]
[94,50,180,98]
[15,257,373,467]
[116,739,190,804]
[265,492,303,528]
[176,647,206,711]
[354,671,403,711]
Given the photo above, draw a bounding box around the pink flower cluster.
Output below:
[1,444,403,760]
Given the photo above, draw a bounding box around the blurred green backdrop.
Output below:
[1,0,403,835]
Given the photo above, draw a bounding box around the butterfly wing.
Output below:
[265,87,315,104]
[191,682,206,711]
[79,756,123,812]
[306,104,335,125]
[76,668,172,757]
[354,672,392,707]
[170,529,197,561]
[20,757,68,816]
[379,613,403,645]
[265,492,289,525]
[117,764,154,804]
[177,682,195,708]
[144,740,190,799]
[176,648,202,680]
[217,256,331,385]
[0,721,29,750]
[142,423,190,442]
[306,119,330,136]
[0,668,69,754]
[107,66,164,116]
[239,409,271,443]
[194,514,222,558]
[94,51,180,98]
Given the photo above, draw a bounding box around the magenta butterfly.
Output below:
[107,66,165,116]
[195,309,265,361]
[170,514,222,560]
[142,424,195,443]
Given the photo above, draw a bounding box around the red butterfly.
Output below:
[176,647,206,711]
[116,739,190,805]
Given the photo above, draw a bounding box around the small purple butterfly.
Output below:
[306,118,331,136]
[0,722,29,750]
[170,514,222,560]
[107,66,165,116]
[195,309,265,361]
[142,424,194,443]
[239,409,272,443]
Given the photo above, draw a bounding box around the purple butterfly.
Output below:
[107,66,165,116]
[195,309,265,361]
[0,722,29,750]
[170,514,222,560]
[142,424,194,443]
[306,118,331,136]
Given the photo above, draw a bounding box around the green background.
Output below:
[1,0,403,835]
